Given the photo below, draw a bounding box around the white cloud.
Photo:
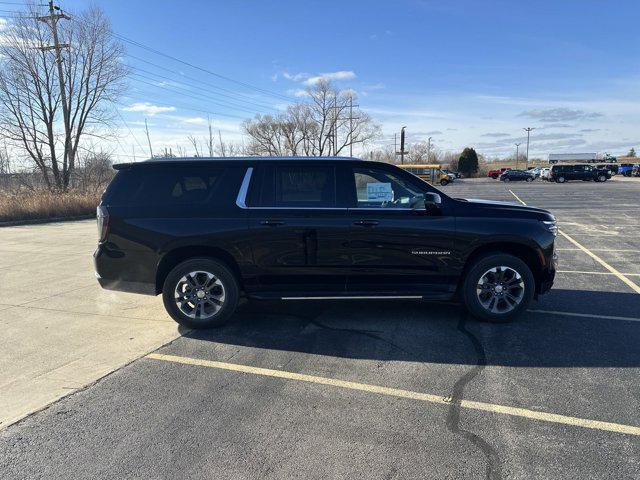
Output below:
[303,70,356,85]
[182,116,207,124]
[122,102,176,116]
[286,88,309,98]
[518,107,603,122]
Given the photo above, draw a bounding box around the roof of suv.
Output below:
[114,156,360,169]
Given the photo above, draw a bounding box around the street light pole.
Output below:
[515,143,521,169]
[523,128,535,169]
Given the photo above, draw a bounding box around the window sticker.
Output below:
[367,182,393,202]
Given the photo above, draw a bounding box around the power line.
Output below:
[129,76,262,116]
[110,32,294,102]
[124,53,280,108]
[127,64,277,112]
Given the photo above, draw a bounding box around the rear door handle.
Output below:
[353,220,379,227]
[260,220,285,226]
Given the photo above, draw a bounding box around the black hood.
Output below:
[454,197,554,221]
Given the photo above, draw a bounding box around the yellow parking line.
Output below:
[146,352,640,436]
[528,309,640,323]
[508,190,640,294]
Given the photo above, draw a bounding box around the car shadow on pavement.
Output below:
[183,288,640,368]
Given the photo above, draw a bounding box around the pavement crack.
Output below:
[305,318,413,355]
[446,312,502,480]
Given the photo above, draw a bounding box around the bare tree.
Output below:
[243,80,380,157]
[0,6,127,192]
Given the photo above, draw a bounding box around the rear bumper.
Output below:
[94,244,156,296]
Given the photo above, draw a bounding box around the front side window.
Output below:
[351,167,425,209]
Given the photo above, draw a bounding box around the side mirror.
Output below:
[419,192,441,214]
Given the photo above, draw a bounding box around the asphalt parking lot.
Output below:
[1,177,639,479]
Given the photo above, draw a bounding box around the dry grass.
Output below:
[0,190,101,223]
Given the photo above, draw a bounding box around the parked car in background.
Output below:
[540,167,551,180]
[95,156,557,327]
[399,164,454,186]
[500,169,535,182]
[633,164,640,177]
[527,166,542,178]
[441,169,459,179]
[550,164,611,183]
[598,164,619,176]
[619,164,634,176]
[488,167,508,179]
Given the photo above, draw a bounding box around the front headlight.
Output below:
[542,220,557,236]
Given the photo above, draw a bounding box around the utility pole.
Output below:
[333,95,338,156]
[397,126,407,164]
[523,127,535,168]
[37,1,71,184]
[515,142,521,169]
[144,118,153,158]
[427,136,432,162]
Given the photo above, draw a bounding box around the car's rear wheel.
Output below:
[597,174,606,182]
[162,258,239,329]
[491,174,498,179]
[526,176,533,182]
[556,176,566,183]
[503,177,510,182]
[462,254,535,323]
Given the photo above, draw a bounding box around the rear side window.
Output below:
[249,165,336,208]
[104,166,225,206]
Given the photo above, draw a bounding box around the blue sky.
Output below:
[3,0,639,160]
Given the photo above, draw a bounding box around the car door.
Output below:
[243,163,352,295]
[344,164,456,296]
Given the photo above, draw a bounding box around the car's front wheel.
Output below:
[597,174,607,182]
[526,176,533,182]
[556,176,566,183]
[440,179,449,186]
[162,258,239,328]
[462,254,535,323]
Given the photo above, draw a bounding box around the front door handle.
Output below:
[353,219,379,227]
[260,219,285,226]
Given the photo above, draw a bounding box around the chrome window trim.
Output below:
[235,167,253,209]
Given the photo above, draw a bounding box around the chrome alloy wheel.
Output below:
[476,266,525,314]
[174,270,226,320]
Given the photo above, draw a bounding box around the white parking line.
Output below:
[508,190,640,295]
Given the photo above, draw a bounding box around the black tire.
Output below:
[597,174,606,182]
[556,176,566,183]
[162,258,239,329]
[440,179,449,186]
[503,177,510,182]
[625,171,632,177]
[491,174,498,179]
[462,253,535,323]
[526,176,533,182]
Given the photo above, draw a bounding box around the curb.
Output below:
[0,214,95,227]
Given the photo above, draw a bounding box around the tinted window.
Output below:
[105,166,224,206]
[248,165,337,208]
[351,167,424,209]
[276,166,335,207]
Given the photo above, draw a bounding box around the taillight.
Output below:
[97,205,110,242]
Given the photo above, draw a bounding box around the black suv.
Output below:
[549,164,611,183]
[499,170,535,182]
[95,157,557,328]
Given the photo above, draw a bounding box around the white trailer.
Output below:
[548,153,598,164]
